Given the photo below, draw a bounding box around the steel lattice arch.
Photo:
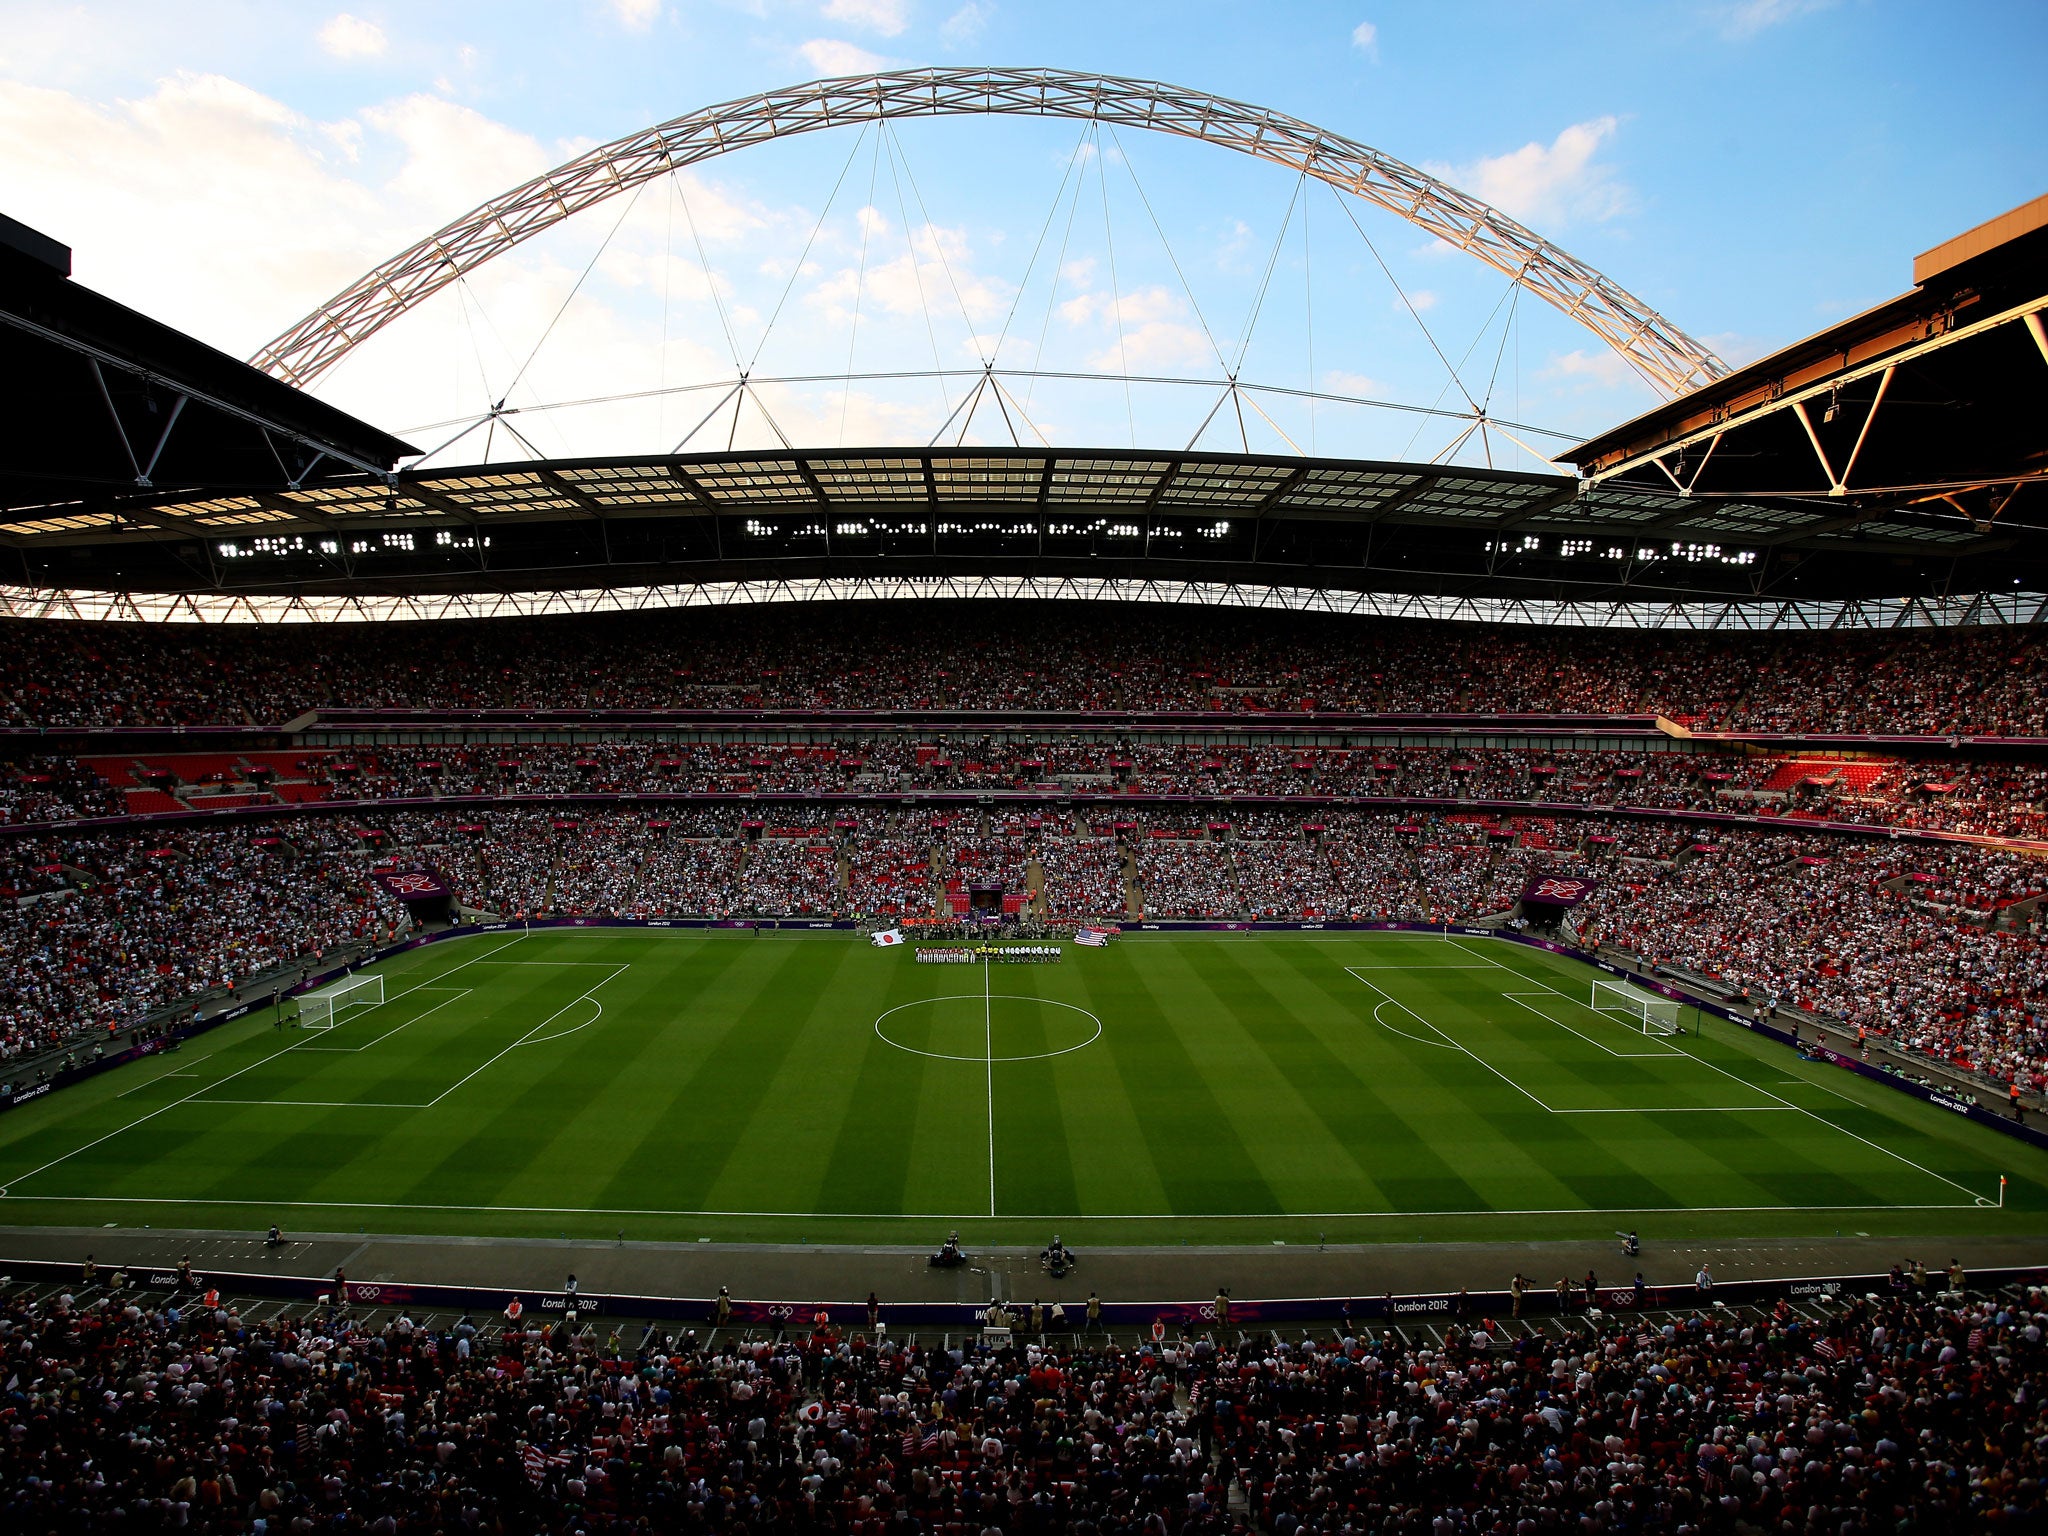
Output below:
[252,67,1727,399]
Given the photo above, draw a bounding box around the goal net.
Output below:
[298,974,384,1031]
[1590,979,1683,1036]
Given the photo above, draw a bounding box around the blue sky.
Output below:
[4,0,2042,469]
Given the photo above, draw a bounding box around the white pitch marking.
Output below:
[200,1099,430,1109]
[0,931,533,1193]
[873,995,1103,1063]
[281,988,473,1056]
[1445,935,1992,1204]
[1339,976,1455,1051]
[513,994,606,1048]
[984,956,996,1218]
[0,1192,1982,1220]
[420,964,628,1107]
[1345,963,1500,970]
[1500,992,1684,1059]
[1344,967,1557,1112]
[113,1071,200,1099]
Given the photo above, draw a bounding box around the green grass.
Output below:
[2,929,2043,1248]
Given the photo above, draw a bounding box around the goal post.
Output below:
[1589,978,1683,1036]
[298,973,384,1030]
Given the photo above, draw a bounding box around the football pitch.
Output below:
[2,929,2043,1247]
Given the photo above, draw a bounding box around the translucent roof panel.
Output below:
[931,458,1044,500]
[1048,458,1168,501]
[684,460,816,502]
[808,458,929,501]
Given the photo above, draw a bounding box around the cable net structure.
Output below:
[251,68,1726,473]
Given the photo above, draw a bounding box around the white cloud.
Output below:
[1213,217,1257,272]
[608,0,663,32]
[317,13,388,61]
[803,210,1011,331]
[1350,20,1379,58]
[1713,0,1836,40]
[797,37,892,75]
[823,0,910,36]
[1058,285,1185,329]
[940,1,994,47]
[1403,289,1438,313]
[1700,330,1774,368]
[0,74,389,354]
[0,65,1101,460]
[1089,320,1213,372]
[1323,369,1391,399]
[358,94,556,227]
[1431,116,1630,229]
[1541,348,1648,391]
[1052,285,1213,372]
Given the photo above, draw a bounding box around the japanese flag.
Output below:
[870,929,905,947]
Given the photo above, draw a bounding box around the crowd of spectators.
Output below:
[4,796,2046,1088]
[3,605,2046,733]
[1036,837,1128,918]
[0,755,122,825]
[1572,832,2048,1088]
[16,741,2048,860]
[0,819,407,1072]
[1137,841,1245,921]
[20,741,2048,850]
[4,753,2048,1089]
[0,1272,2041,1532]
[847,840,935,919]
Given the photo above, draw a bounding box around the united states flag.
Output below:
[1076,926,1117,947]
[521,1444,574,1484]
[1813,1337,1837,1360]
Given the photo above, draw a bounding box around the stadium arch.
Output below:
[251,67,1727,400]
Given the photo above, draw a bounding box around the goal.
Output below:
[1590,979,1683,1036]
[298,974,384,1031]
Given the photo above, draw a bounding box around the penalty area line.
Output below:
[0,934,538,1192]
[1446,934,1998,1206]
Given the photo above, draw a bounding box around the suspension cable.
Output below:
[1302,173,1315,457]
[880,125,955,423]
[658,163,676,446]
[1093,125,1138,448]
[394,368,1572,443]
[885,123,991,368]
[1229,165,1306,379]
[500,176,648,404]
[838,125,886,447]
[1105,125,1230,377]
[675,168,744,371]
[746,121,872,374]
[1023,134,1092,419]
[1326,182,1480,415]
[991,120,1094,366]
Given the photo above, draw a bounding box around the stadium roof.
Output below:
[1569,193,2048,552]
[0,446,2027,612]
[1,190,2040,627]
[0,213,417,536]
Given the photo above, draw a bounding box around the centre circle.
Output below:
[874,994,1103,1063]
